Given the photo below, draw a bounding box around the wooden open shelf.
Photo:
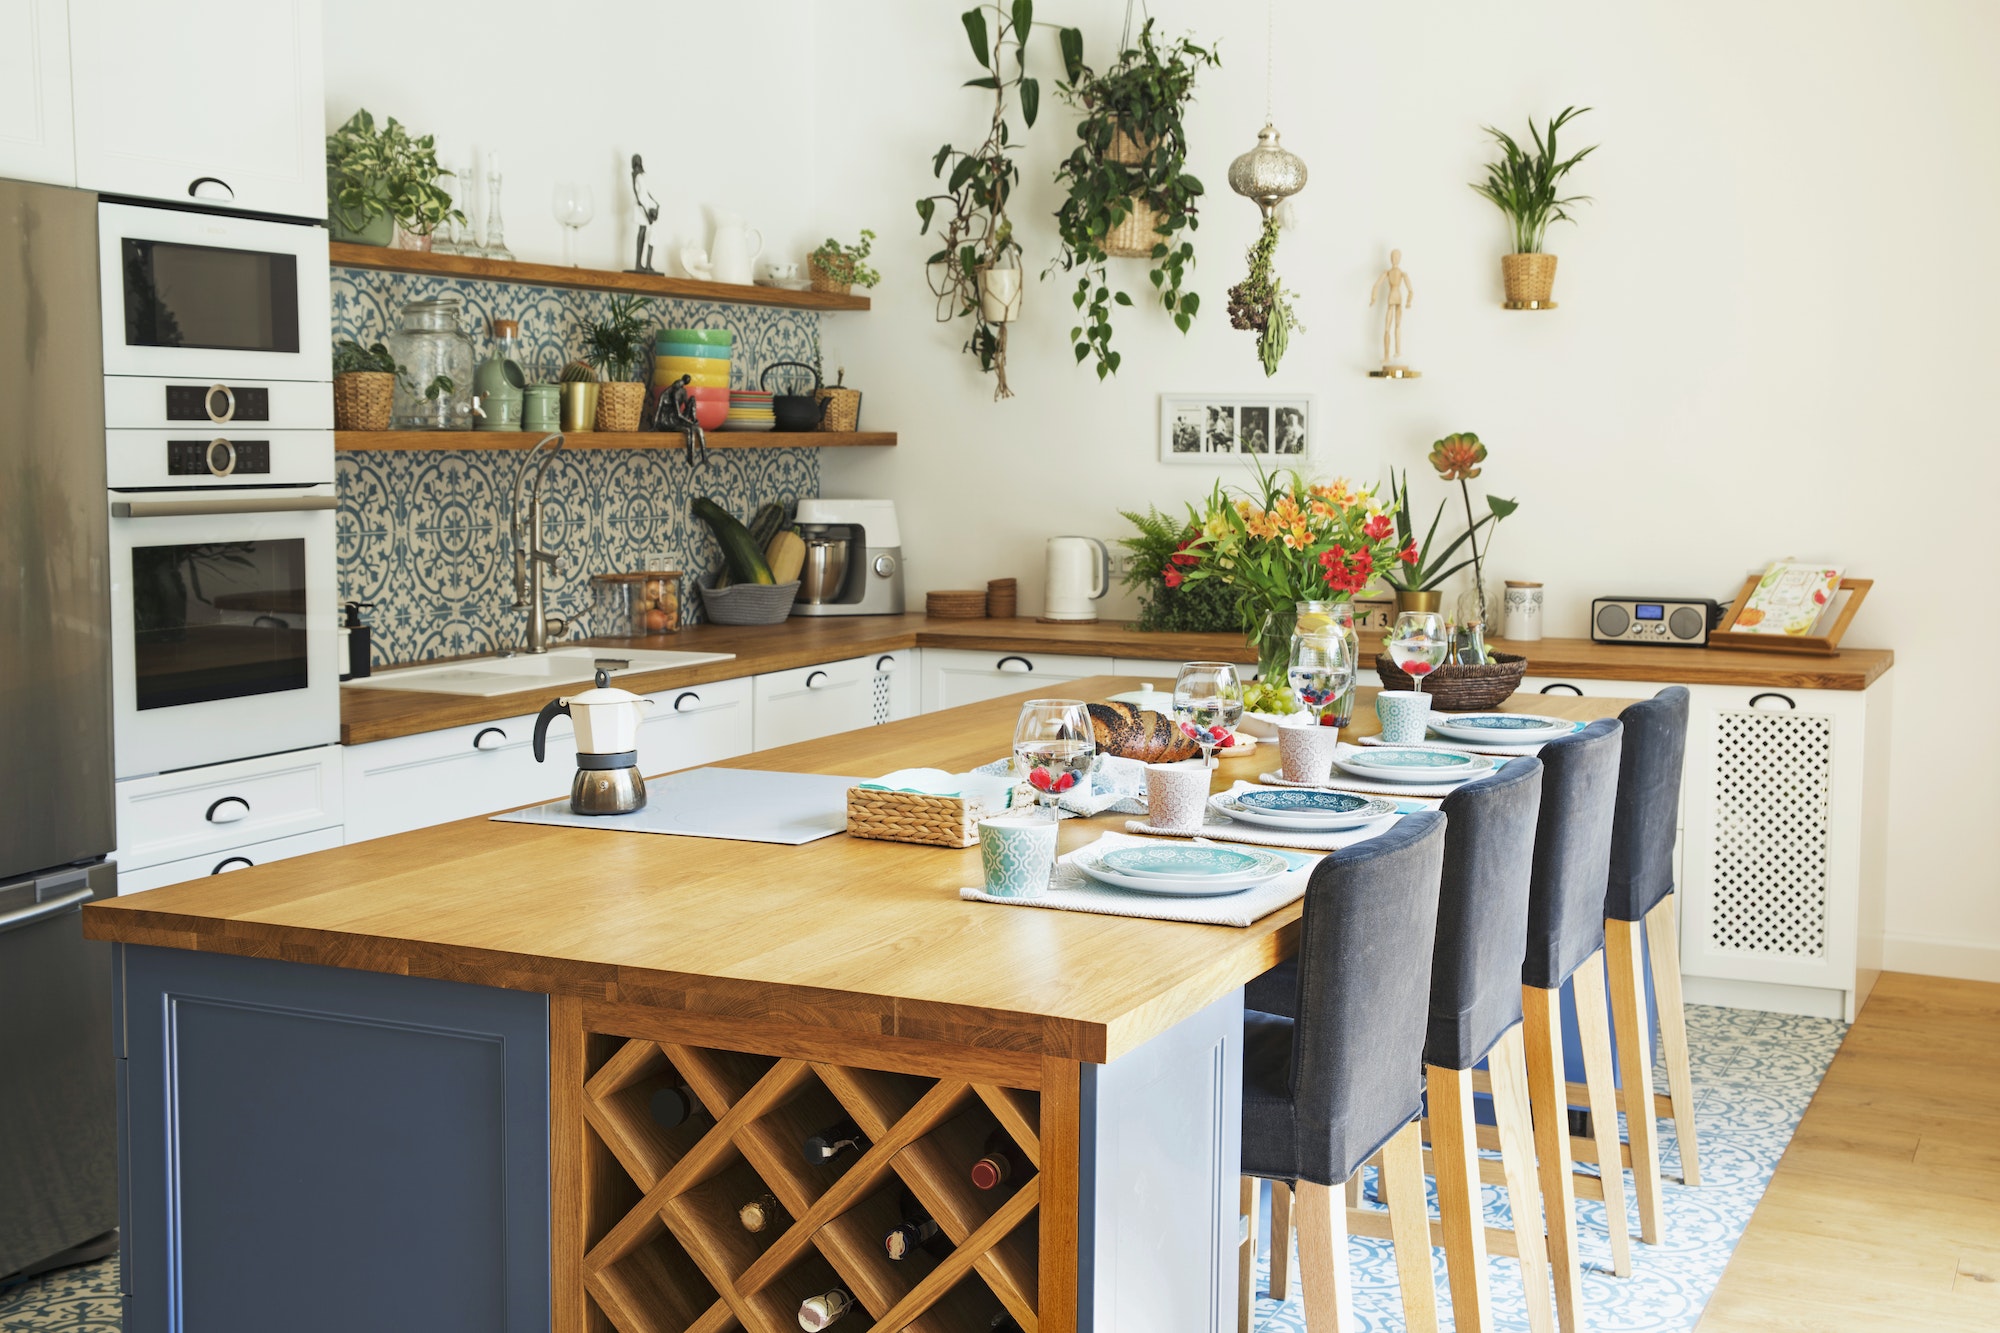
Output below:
[334,430,894,453]
[329,243,872,313]
[579,1035,1040,1333]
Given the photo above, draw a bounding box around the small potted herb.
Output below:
[807,230,882,296]
[325,109,465,249]
[331,339,397,431]
[1471,106,1596,308]
[581,294,651,432]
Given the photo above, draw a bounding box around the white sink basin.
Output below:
[346,646,737,697]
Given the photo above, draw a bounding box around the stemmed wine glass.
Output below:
[551,182,595,266]
[1287,630,1353,725]
[1173,661,1244,769]
[1012,699,1096,819]
[1389,611,1448,697]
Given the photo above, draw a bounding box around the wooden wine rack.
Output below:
[573,1030,1044,1333]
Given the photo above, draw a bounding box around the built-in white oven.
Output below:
[97,200,331,384]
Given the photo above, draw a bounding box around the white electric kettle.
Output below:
[533,669,655,815]
[1044,536,1110,622]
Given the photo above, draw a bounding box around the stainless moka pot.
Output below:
[532,669,654,815]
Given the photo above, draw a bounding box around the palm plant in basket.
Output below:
[1471,105,1597,308]
[581,294,651,432]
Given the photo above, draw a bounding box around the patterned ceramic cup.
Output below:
[978,815,1058,898]
[1277,718,1341,784]
[1144,761,1212,833]
[1375,690,1432,745]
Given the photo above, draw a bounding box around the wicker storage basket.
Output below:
[595,381,646,432]
[986,578,1017,619]
[333,372,394,432]
[927,590,989,619]
[807,256,852,296]
[816,386,861,432]
[698,579,800,625]
[1374,651,1527,711]
[1501,253,1559,307]
[1104,131,1159,259]
[846,786,1001,849]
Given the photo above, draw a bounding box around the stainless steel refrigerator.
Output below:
[0,179,120,1283]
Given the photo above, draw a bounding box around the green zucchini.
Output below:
[692,496,776,585]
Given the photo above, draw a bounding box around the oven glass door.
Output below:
[109,489,337,778]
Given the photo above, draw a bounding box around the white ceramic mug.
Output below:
[1375,690,1432,745]
[978,815,1057,897]
[1277,717,1341,784]
[1144,761,1212,833]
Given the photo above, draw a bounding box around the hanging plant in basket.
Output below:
[916,2,1081,401]
[1047,19,1219,381]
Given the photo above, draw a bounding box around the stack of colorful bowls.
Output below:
[655,328,732,430]
[724,389,775,432]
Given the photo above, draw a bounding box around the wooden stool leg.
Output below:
[1239,1176,1259,1333]
[1270,1180,1293,1301]
[1344,1172,1362,1208]
[1523,987,1583,1333]
[1379,1120,1440,1333]
[1295,1180,1356,1332]
[1573,949,1633,1276]
[1606,917,1666,1244]
[1489,1027,1557,1333]
[1427,1063,1495,1333]
[1646,896,1700,1187]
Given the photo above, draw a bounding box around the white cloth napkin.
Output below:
[1121,781,1431,851]
[1260,743,1516,798]
[958,831,1319,928]
[1355,715,1584,757]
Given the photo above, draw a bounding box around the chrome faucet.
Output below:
[510,433,568,653]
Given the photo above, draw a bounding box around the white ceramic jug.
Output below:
[682,213,763,285]
[1043,536,1110,622]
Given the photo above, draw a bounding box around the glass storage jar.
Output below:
[591,571,682,636]
[387,297,476,430]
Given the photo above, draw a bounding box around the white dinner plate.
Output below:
[1209,788,1399,831]
[1333,748,1496,785]
[1074,843,1292,896]
[1427,712,1579,745]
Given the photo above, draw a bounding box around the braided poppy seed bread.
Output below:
[1086,702,1201,763]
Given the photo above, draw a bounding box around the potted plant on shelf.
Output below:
[325,109,465,250]
[1379,467,1497,614]
[581,294,650,432]
[1048,19,1219,380]
[1117,506,1238,633]
[807,230,882,296]
[1471,105,1597,309]
[331,339,397,431]
[1425,432,1519,627]
[915,2,1081,400]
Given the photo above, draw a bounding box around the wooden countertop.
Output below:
[340,616,1893,745]
[90,680,1627,1065]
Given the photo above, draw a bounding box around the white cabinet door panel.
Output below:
[754,657,870,751]
[116,745,342,871]
[343,710,575,845]
[920,649,1112,713]
[0,0,75,185]
[117,825,343,894]
[639,676,753,773]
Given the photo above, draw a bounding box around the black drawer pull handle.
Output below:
[187,175,233,201]
[210,856,254,875]
[472,726,508,751]
[1538,683,1583,696]
[996,655,1033,673]
[805,670,829,690]
[875,655,897,673]
[673,692,702,713]
[204,796,250,824]
[1749,691,1797,711]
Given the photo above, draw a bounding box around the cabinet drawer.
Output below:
[116,745,342,871]
[638,676,753,773]
[754,657,870,751]
[117,826,345,894]
[344,712,576,845]
[920,649,1113,713]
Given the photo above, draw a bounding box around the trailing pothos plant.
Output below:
[1048,19,1219,380]
[1227,215,1300,376]
[916,2,1080,400]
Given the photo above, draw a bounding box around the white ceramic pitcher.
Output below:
[682,212,763,285]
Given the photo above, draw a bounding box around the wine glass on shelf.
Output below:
[1173,661,1244,769]
[551,182,595,266]
[1287,630,1353,726]
[1388,611,1448,697]
[1012,699,1096,820]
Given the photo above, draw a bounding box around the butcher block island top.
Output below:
[339,614,1894,745]
[89,679,1629,1066]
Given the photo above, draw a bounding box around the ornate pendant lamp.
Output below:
[1228,124,1307,219]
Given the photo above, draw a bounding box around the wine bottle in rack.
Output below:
[650,1083,705,1130]
[802,1118,867,1166]
[796,1288,855,1329]
[969,1129,1029,1190]
[883,1186,944,1260]
[989,1315,1026,1333]
[738,1191,785,1234]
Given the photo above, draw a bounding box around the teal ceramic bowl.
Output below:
[658,328,733,347]
[654,341,732,361]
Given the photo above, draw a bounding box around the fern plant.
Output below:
[1470,106,1598,254]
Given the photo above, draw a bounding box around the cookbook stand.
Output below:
[1710,577,1872,657]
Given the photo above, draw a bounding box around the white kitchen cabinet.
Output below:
[920,648,1113,714]
[753,651,915,751]
[0,0,75,185]
[637,676,754,773]
[115,744,343,872]
[69,0,325,219]
[117,825,344,894]
[1110,657,1186,683]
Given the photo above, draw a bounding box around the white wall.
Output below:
[809,3,2000,973]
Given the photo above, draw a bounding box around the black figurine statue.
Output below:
[627,153,661,275]
[651,372,706,471]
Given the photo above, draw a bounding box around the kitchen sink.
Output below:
[345,646,737,697]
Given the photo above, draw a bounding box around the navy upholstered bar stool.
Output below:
[1238,813,1448,1332]
[1602,686,1698,1246]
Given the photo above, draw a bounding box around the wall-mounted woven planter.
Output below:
[333,371,394,431]
[1103,131,1160,258]
[1501,253,1559,310]
[594,382,645,432]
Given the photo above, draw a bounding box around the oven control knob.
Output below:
[206,437,237,477]
[872,554,896,578]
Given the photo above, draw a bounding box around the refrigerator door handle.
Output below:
[0,885,95,936]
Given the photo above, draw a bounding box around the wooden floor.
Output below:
[1700,971,2000,1331]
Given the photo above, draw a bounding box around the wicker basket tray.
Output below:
[846,786,1001,848]
[1374,651,1527,711]
[698,580,800,625]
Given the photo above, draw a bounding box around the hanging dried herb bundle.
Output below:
[1227,215,1299,376]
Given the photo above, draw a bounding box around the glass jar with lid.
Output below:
[387,296,476,430]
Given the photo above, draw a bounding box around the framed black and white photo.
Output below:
[1158,394,1313,464]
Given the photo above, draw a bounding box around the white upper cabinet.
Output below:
[69,0,325,219]
[0,0,76,186]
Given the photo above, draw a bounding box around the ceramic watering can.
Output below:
[680,213,764,285]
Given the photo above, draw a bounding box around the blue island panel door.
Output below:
[117,945,550,1333]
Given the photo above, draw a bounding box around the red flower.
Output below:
[1398,539,1419,566]
[1363,513,1392,540]
[1162,568,1184,589]
[1170,541,1199,567]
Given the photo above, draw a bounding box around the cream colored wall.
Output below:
[810,2,2000,976]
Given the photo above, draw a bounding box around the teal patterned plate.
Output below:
[1334,748,1495,784]
[1428,712,1578,744]
[1078,844,1291,896]
[1211,789,1400,830]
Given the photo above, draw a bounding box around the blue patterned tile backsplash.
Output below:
[331,266,822,665]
